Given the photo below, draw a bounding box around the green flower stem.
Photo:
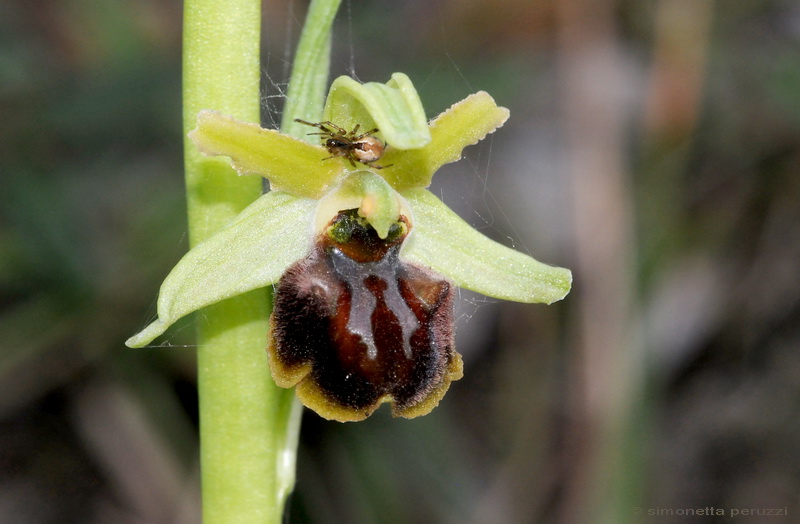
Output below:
[183,1,279,523]
[183,0,340,522]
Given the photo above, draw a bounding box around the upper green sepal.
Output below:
[323,73,431,150]
[400,188,572,304]
[126,191,317,347]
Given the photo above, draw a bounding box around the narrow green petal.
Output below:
[189,110,342,198]
[323,73,431,150]
[400,188,572,304]
[126,192,317,347]
[381,92,510,191]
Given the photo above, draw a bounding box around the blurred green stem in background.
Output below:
[182,0,340,521]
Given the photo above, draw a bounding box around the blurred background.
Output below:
[2,0,800,522]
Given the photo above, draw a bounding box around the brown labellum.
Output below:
[268,209,462,421]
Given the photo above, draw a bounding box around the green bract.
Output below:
[127,74,572,349]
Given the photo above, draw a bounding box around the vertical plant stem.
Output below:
[183,0,342,522]
[184,1,292,523]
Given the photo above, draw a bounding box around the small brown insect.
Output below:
[294,119,392,170]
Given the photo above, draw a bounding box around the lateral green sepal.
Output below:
[126,191,317,347]
[400,188,572,304]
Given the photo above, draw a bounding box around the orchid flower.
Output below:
[126,73,571,422]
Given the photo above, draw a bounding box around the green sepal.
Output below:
[126,191,317,347]
[314,171,406,239]
[380,91,510,191]
[323,73,431,150]
[189,110,342,199]
[400,188,572,304]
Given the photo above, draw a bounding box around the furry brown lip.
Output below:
[267,208,463,421]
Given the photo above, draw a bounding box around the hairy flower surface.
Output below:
[127,73,571,421]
